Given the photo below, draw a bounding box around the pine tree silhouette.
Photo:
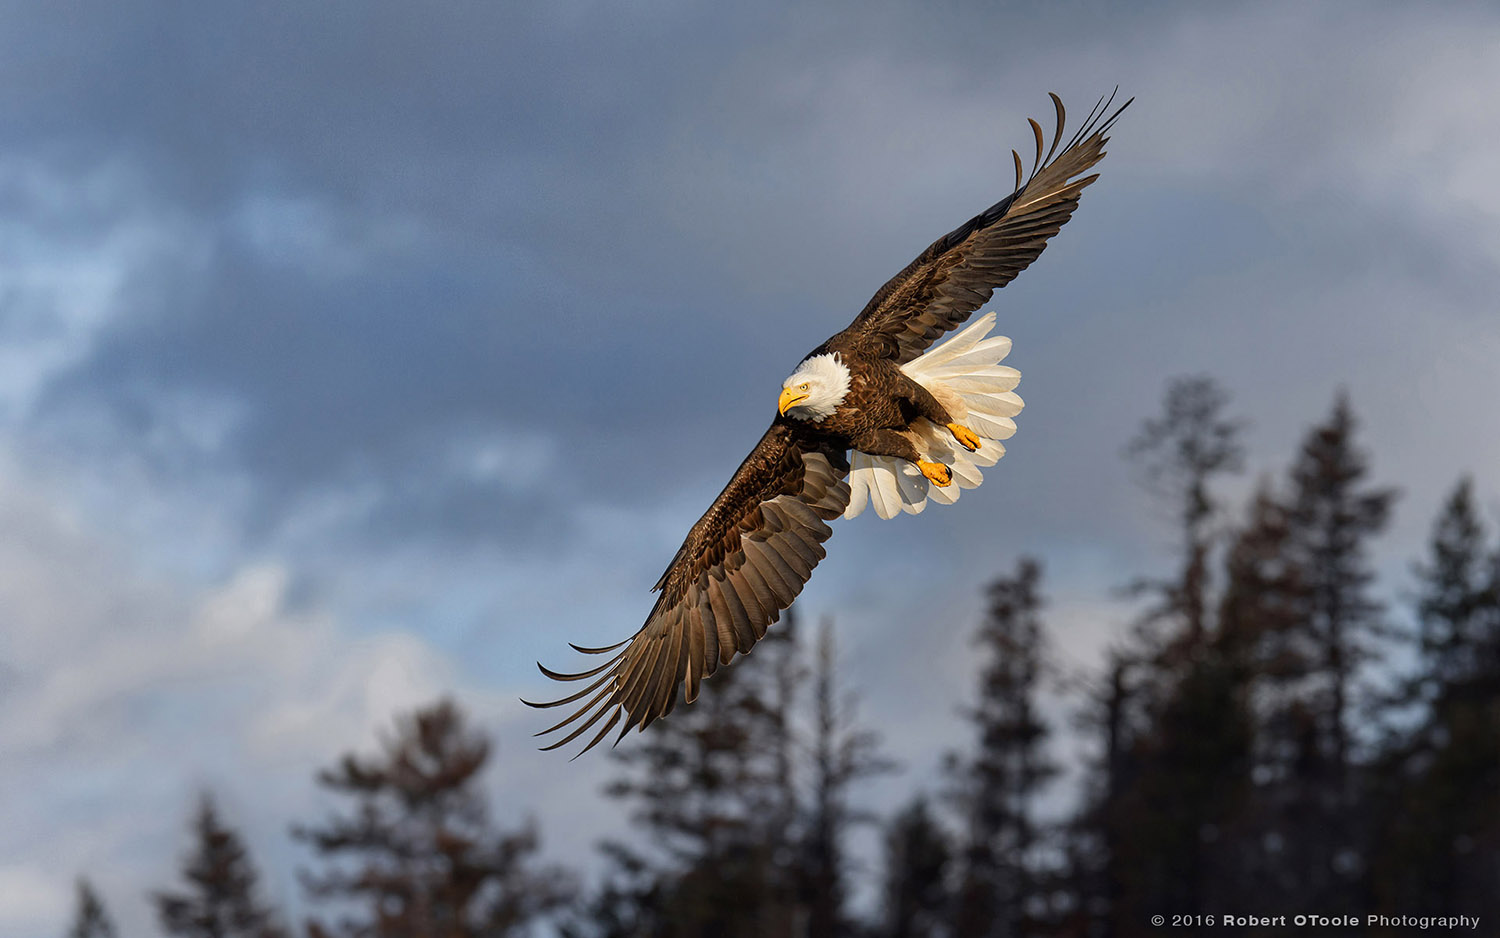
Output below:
[68,878,118,938]
[801,619,893,938]
[1283,393,1396,781]
[584,618,804,938]
[577,610,889,938]
[1124,375,1246,651]
[948,557,1056,938]
[153,795,286,938]
[295,698,569,938]
[1275,393,1396,908]
[1368,477,1500,927]
[1072,376,1250,934]
[879,797,952,938]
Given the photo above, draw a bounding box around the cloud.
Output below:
[18,0,1499,565]
[0,457,537,936]
[5,2,1500,933]
[0,157,192,420]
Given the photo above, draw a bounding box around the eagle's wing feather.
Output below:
[524,424,849,757]
[840,92,1130,365]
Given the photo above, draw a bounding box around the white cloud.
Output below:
[0,459,488,936]
[0,867,69,932]
[0,443,651,936]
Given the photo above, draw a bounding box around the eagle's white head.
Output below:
[778,352,851,423]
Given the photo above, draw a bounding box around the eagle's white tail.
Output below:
[844,312,1023,520]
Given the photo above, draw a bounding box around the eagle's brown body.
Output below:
[800,335,955,465]
[527,92,1130,755]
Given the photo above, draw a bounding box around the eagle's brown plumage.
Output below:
[847,91,1128,365]
[525,92,1130,755]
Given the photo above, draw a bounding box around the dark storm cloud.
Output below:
[9,1,841,544]
[26,199,804,547]
[14,0,1170,547]
[12,0,1499,559]
[11,3,1500,934]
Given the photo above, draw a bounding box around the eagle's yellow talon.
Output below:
[917,460,952,487]
[947,423,982,452]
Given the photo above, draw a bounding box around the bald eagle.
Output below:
[527,92,1129,755]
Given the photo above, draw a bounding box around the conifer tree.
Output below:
[801,619,892,938]
[879,797,951,938]
[1276,394,1395,907]
[153,795,286,938]
[1115,633,1255,920]
[1411,477,1496,691]
[1282,393,1396,780]
[1063,652,1137,938]
[949,557,1055,938]
[1368,477,1500,922]
[295,698,568,938]
[589,618,804,938]
[582,611,890,938]
[1217,482,1310,687]
[1124,375,1246,651]
[1213,481,1314,901]
[1073,377,1249,932]
[68,878,117,938]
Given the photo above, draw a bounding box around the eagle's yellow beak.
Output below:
[778,387,808,416]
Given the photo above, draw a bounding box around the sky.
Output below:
[4,0,1500,934]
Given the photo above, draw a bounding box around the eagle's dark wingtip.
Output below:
[1099,93,1134,138]
[1044,93,1066,166]
[570,638,629,655]
[565,709,624,760]
[538,656,618,682]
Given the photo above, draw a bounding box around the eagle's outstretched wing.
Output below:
[840,91,1131,365]
[524,424,850,756]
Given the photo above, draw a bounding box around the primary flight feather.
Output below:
[525,91,1130,756]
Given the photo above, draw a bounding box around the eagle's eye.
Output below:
[798,383,810,391]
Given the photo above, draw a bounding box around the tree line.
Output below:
[69,378,1500,937]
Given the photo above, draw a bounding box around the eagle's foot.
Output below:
[947,423,982,452]
[917,460,952,487]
